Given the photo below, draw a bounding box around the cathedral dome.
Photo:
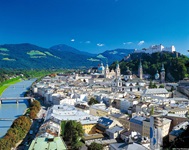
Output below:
[98,63,105,72]
[125,67,132,75]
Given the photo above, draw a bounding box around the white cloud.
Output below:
[138,40,145,46]
[71,39,75,42]
[97,43,105,47]
[123,42,133,45]
[85,41,91,44]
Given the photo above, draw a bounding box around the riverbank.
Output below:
[0,77,22,96]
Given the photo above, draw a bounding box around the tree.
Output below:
[71,141,83,150]
[88,142,103,150]
[159,84,164,88]
[63,120,84,144]
[29,110,37,119]
[61,121,66,136]
[153,83,157,88]
[0,116,32,150]
[149,80,153,89]
[88,97,99,105]
[150,106,154,115]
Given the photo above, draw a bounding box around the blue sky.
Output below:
[0,0,189,54]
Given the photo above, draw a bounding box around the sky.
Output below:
[0,0,189,54]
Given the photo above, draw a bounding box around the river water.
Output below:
[0,79,35,138]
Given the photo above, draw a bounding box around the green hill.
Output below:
[110,52,189,81]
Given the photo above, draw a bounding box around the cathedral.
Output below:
[104,63,120,78]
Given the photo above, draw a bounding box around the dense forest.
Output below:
[110,52,189,81]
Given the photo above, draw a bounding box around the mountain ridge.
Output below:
[0,43,134,69]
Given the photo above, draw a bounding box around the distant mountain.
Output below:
[110,52,189,81]
[87,49,135,64]
[50,44,95,57]
[0,43,134,69]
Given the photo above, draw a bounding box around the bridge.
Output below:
[0,97,34,104]
[0,118,14,121]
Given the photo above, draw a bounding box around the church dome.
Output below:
[125,67,132,75]
[98,66,105,71]
[98,63,105,72]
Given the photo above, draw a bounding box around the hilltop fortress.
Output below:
[135,44,176,54]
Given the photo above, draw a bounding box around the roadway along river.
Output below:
[0,79,35,138]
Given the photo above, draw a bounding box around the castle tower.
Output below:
[160,64,165,83]
[115,62,120,77]
[104,64,110,78]
[138,60,143,79]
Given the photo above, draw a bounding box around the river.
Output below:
[0,79,35,138]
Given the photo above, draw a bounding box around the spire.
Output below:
[115,61,120,77]
[139,59,142,68]
[161,64,165,72]
[106,63,109,69]
[116,61,119,69]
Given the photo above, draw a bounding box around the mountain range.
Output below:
[0,43,134,69]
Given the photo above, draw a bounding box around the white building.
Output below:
[45,104,98,124]
[135,44,176,54]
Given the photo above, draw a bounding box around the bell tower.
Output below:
[105,64,110,78]
[115,62,120,77]
[160,64,165,83]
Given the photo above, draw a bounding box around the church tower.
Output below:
[115,62,120,77]
[104,64,110,78]
[160,64,165,83]
[138,60,143,79]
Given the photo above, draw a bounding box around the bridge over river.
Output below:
[0,97,34,104]
[0,118,14,121]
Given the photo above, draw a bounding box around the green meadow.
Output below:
[0,77,21,96]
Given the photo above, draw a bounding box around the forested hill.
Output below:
[110,52,189,81]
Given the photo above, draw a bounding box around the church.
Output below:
[89,62,121,79]
[111,61,146,93]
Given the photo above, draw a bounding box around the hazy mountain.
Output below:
[95,49,135,64]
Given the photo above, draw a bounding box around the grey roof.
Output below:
[144,88,168,95]
[106,126,124,133]
[110,142,147,150]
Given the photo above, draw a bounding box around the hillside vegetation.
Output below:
[111,52,189,81]
[0,77,21,96]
